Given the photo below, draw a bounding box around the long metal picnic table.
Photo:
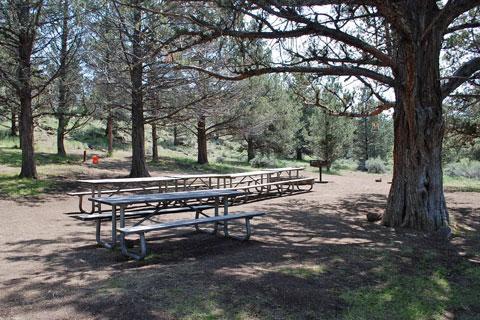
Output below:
[90,189,247,250]
[74,168,305,213]
[225,167,305,188]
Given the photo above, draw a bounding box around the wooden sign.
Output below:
[310,160,330,167]
[309,160,330,183]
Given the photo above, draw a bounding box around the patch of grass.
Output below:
[150,156,249,174]
[444,176,480,192]
[340,262,480,320]
[96,277,129,294]
[0,133,20,148]
[169,292,224,320]
[332,158,358,171]
[276,265,326,279]
[312,167,341,176]
[0,174,57,196]
[465,266,480,278]
[0,148,82,168]
[0,147,22,166]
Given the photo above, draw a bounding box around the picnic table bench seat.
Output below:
[118,211,265,260]
[74,204,215,250]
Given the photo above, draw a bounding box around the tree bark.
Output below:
[57,114,67,156]
[17,4,37,179]
[19,87,37,178]
[128,3,149,178]
[107,113,113,155]
[383,4,448,231]
[247,137,255,161]
[56,0,69,157]
[10,112,18,137]
[152,122,158,162]
[173,125,179,146]
[197,117,208,164]
[296,148,302,161]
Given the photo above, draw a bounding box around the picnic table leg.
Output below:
[78,195,86,213]
[95,205,117,249]
[120,203,147,260]
[223,198,252,241]
[90,187,96,213]
[224,217,252,241]
[195,197,218,234]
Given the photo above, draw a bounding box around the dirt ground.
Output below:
[0,158,479,319]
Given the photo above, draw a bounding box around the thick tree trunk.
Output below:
[128,4,149,178]
[10,112,18,137]
[106,113,113,155]
[197,117,208,164]
[247,137,255,161]
[152,123,158,162]
[383,6,448,231]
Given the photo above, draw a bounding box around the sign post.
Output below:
[309,160,330,183]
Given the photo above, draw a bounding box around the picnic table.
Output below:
[69,168,308,214]
[226,170,275,188]
[263,167,305,180]
[169,173,232,190]
[84,189,263,260]
[71,176,182,213]
[226,167,306,187]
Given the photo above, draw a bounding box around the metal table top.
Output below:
[89,189,246,205]
[77,176,180,184]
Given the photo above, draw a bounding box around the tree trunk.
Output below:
[296,148,302,161]
[19,84,37,179]
[197,117,208,164]
[10,112,18,137]
[17,4,37,179]
[363,118,369,161]
[383,6,448,231]
[173,125,179,146]
[247,137,255,162]
[57,114,67,156]
[128,4,149,178]
[152,122,158,162]
[56,0,68,157]
[107,113,113,154]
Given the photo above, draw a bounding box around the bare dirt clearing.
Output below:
[0,159,479,319]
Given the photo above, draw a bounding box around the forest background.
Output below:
[1,0,479,231]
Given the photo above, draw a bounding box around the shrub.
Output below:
[215,156,226,163]
[365,157,387,173]
[250,154,279,168]
[331,158,358,171]
[444,160,480,179]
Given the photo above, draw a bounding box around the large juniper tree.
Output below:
[151,0,480,232]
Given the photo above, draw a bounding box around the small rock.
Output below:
[367,212,383,222]
[375,178,382,182]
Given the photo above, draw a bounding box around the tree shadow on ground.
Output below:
[0,193,479,319]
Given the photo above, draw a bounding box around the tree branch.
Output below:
[441,57,480,99]
[177,64,395,86]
